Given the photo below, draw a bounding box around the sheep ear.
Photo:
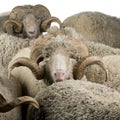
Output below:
[41,17,62,32]
[74,56,109,81]
[0,96,39,113]
[8,57,43,80]
[3,19,23,34]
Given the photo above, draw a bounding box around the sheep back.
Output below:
[63,12,120,48]
[27,80,120,120]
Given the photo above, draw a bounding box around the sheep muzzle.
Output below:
[54,69,65,82]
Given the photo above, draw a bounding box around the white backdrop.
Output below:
[0,0,120,21]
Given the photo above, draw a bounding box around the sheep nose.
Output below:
[29,31,35,34]
[54,69,65,82]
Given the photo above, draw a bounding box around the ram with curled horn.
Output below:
[3,4,62,39]
[8,30,109,85]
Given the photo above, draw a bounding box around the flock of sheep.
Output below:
[0,4,120,120]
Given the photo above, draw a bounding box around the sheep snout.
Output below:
[29,31,35,35]
[54,69,65,82]
[28,30,36,39]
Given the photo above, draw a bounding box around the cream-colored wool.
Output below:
[27,80,120,120]
[63,11,120,48]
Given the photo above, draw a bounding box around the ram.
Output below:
[63,11,120,48]
[8,27,108,97]
[3,4,61,39]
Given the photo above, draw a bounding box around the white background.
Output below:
[0,0,120,21]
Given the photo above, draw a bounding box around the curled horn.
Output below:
[74,56,109,81]
[41,17,62,32]
[0,96,39,113]
[3,19,23,33]
[8,57,43,80]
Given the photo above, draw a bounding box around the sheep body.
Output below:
[27,80,120,120]
[63,11,120,48]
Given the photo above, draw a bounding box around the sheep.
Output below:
[2,80,120,120]
[8,27,108,92]
[63,11,120,48]
[2,4,62,39]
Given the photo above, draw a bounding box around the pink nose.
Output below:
[29,31,35,34]
[54,69,65,82]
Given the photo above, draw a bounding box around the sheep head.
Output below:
[3,4,62,39]
[43,48,77,84]
[0,94,39,113]
[36,48,109,84]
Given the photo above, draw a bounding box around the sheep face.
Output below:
[22,14,41,39]
[44,49,77,83]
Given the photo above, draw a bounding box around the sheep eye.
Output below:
[36,56,44,64]
[46,55,49,58]
[70,54,75,59]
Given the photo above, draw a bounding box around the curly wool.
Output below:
[0,33,31,68]
[27,80,120,120]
